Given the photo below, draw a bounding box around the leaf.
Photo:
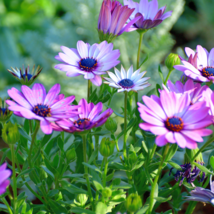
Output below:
[18,127,31,141]
[112,182,132,189]
[154,195,172,203]
[96,202,107,214]
[88,148,98,164]
[136,204,149,214]
[82,162,102,174]
[93,180,103,191]
[41,166,55,179]
[61,180,87,194]
[63,174,84,179]
[210,156,214,170]
[193,162,214,175]
[89,130,111,136]
[166,144,178,162]
[57,137,64,152]
[70,207,95,214]
[139,54,149,68]
[158,65,164,82]
[41,133,53,148]
[167,161,182,171]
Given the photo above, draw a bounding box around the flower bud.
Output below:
[185,148,203,164]
[2,122,20,145]
[102,187,112,198]
[125,193,142,212]
[165,53,181,71]
[66,148,76,162]
[99,137,115,157]
[105,117,117,132]
[0,98,13,123]
[76,194,88,206]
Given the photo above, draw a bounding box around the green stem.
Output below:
[28,120,40,167]
[102,157,108,188]
[87,79,92,102]
[29,120,33,134]
[95,135,99,161]
[123,91,128,161]
[147,144,170,214]
[164,68,174,85]
[185,201,197,214]
[61,131,64,142]
[1,197,13,214]
[10,145,17,214]
[192,134,214,162]
[82,134,95,211]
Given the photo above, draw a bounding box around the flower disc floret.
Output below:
[55,40,120,86]
[6,83,78,135]
[138,90,213,149]
[201,66,214,78]
[118,79,134,88]
[52,98,113,133]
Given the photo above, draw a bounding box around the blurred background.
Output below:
[1,0,211,102]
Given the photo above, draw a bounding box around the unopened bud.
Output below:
[125,193,142,212]
[105,117,117,132]
[2,122,20,144]
[0,98,12,123]
[165,53,180,71]
[99,137,115,157]
[102,187,112,198]
[76,194,88,206]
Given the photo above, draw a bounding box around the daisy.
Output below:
[6,83,77,134]
[55,40,120,86]
[138,90,213,149]
[174,45,214,83]
[0,163,11,195]
[104,65,150,92]
[123,0,172,30]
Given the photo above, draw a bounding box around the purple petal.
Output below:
[21,85,37,106]
[90,75,102,86]
[32,83,46,104]
[77,41,89,59]
[40,120,53,134]
[44,84,60,106]
[155,135,167,147]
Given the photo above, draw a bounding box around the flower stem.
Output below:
[28,120,40,167]
[164,68,174,85]
[185,201,197,214]
[123,91,128,161]
[82,134,95,211]
[87,79,92,102]
[102,157,108,188]
[10,144,17,214]
[147,143,170,214]
[192,134,214,162]
[1,197,13,214]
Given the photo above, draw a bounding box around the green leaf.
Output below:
[136,204,149,214]
[88,148,98,164]
[89,130,111,136]
[210,156,214,170]
[96,202,107,214]
[57,137,64,152]
[158,65,164,82]
[82,162,102,174]
[63,174,84,179]
[167,161,182,171]
[18,127,31,141]
[139,54,149,68]
[61,180,87,194]
[41,133,53,148]
[193,162,214,175]
[112,182,132,189]
[70,207,95,214]
[93,180,103,191]
[154,195,172,203]
[106,171,115,182]
[166,144,178,162]
[41,166,55,179]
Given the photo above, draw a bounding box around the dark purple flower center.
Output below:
[201,66,214,77]
[33,104,51,117]
[74,118,91,129]
[79,58,97,71]
[22,73,33,80]
[118,79,134,88]
[165,116,184,132]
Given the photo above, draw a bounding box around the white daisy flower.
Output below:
[104,65,150,92]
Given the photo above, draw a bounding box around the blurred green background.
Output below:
[0,0,212,103]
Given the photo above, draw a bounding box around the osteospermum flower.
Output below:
[0,163,11,195]
[98,0,140,42]
[163,79,208,105]
[138,90,213,149]
[0,98,13,123]
[104,65,150,92]
[6,83,77,134]
[174,45,214,83]
[52,98,113,133]
[123,0,172,30]
[55,41,120,86]
[202,88,214,123]
[185,175,214,205]
[8,65,42,86]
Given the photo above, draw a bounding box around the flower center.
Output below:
[118,79,134,88]
[74,118,91,129]
[33,104,51,117]
[79,58,97,71]
[201,66,214,77]
[22,73,33,80]
[165,116,184,132]
[1,108,6,115]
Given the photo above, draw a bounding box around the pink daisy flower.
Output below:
[0,163,11,195]
[6,83,77,135]
[138,90,213,149]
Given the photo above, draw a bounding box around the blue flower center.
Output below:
[201,66,214,78]
[33,104,51,117]
[165,116,184,132]
[1,108,6,115]
[22,73,33,80]
[75,118,91,129]
[79,58,97,71]
[118,79,134,88]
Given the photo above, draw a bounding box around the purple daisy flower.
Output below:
[55,41,120,86]
[123,0,172,30]
[185,175,214,205]
[163,79,208,105]
[6,83,77,135]
[104,65,150,92]
[52,98,113,133]
[98,0,140,42]
[174,45,214,83]
[202,88,214,123]
[0,163,11,195]
[138,90,213,149]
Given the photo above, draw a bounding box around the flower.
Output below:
[52,98,113,133]
[6,83,77,135]
[0,98,13,123]
[138,90,213,149]
[104,65,150,92]
[169,162,205,186]
[8,65,42,86]
[163,79,208,105]
[55,41,120,86]
[202,88,214,123]
[98,0,140,42]
[174,45,214,83]
[185,175,214,205]
[123,0,172,31]
[0,163,11,195]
